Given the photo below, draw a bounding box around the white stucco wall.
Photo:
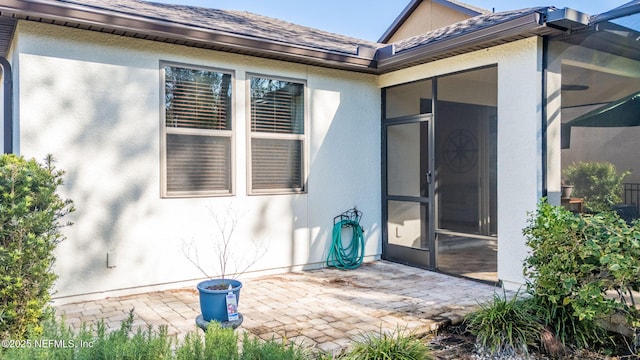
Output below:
[13,21,381,301]
[379,37,544,288]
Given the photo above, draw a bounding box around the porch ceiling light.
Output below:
[561,84,589,91]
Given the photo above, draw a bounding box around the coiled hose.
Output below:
[326,219,364,270]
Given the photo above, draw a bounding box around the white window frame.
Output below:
[247,74,308,195]
[160,61,235,198]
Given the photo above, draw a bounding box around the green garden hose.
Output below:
[326,219,364,270]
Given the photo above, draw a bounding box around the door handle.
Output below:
[426,172,432,184]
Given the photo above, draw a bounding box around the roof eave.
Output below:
[376,11,563,73]
[0,0,380,73]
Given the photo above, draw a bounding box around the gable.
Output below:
[380,0,488,43]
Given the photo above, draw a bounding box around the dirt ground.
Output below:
[425,325,639,360]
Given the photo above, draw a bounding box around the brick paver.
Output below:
[54,261,503,354]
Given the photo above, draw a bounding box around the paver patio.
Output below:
[54,261,504,354]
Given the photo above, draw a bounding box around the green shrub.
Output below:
[1,309,174,359]
[342,327,431,360]
[176,322,316,360]
[175,331,206,360]
[97,310,173,359]
[464,291,542,357]
[2,310,328,360]
[175,322,238,360]
[563,161,630,213]
[0,154,74,338]
[76,309,173,359]
[241,333,313,360]
[523,199,640,347]
[203,322,238,360]
[530,296,606,351]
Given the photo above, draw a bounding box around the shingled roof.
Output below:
[393,7,548,53]
[60,0,380,56]
[0,0,586,73]
[375,6,585,72]
[0,0,382,72]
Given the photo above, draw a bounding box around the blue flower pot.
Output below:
[197,279,242,322]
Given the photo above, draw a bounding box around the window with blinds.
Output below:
[249,77,305,193]
[162,64,233,197]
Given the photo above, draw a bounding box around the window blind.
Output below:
[163,65,233,196]
[166,134,231,192]
[250,79,303,134]
[165,67,231,130]
[251,138,302,190]
[249,78,305,192]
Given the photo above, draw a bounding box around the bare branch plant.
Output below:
[182,205,266,284]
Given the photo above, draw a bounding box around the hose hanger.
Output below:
[327,207,365,270]
[333,207,362,228]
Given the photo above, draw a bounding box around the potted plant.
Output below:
[182,206,264,324]
[560,179,574,198]
[196,279,242,323]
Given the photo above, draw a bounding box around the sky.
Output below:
[147,0,632,42]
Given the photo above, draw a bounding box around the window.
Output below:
[161,64,233,197]
[249,76,306,193]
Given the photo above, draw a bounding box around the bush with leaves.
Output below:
[523,199,640,348]
[563,161,630,213]
[0,154,74,338]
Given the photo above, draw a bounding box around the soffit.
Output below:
[0,14,14,57]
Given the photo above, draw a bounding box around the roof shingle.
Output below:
[392,7,548,53]
[59,0,382,55]
[0,0,570,73]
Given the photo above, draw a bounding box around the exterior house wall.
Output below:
[13,21,381,302]
[379,36,544,287]
[386,0,475,43]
